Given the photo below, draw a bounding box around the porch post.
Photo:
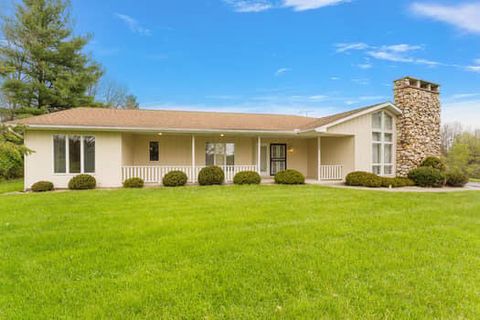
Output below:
[192,135,196,183]
[317,136,322,181]
[257,136,261,173]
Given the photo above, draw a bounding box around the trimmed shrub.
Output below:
[233,171,261,185]
[198,166,224,186]
[123,177,144,188]
[31,181,54,192]
[163,171,188,187]
[345,171,383,188]
[408,167,445,188]
[68,174,96,190]
[446,171,468,187]
[381,177,415,188]
[274,169,305,185]
[420,156,447,172]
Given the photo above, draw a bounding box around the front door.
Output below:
[270,144,287,176]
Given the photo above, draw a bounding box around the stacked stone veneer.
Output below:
[394,77,441,177]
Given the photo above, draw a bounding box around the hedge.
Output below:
[345,171,383,188]
[233,171,261,185]
[123,177,144,188]
[420,156,447,172]
[163,171,188,187]
[446,171,468,187]
[68,174,96,190]
[408,167,445,188]
[31,181,54,192]
[198,166,224,186]
[274,169,305,185]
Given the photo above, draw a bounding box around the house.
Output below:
[10,76,441,189]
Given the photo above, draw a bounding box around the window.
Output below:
[149,142,159,161]
[205,143,235,166]
[53,135,95,174]
[53,135,66,173]
[372,111,394,175]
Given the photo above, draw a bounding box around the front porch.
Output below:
[120,133,351,184]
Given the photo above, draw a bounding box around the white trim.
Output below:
[313,102,401,133]
[371,111,396,176]
[23,124,303,136]
[191,135,196,183]
[52,134,96,175]
[257,136,261,173]
[317,136,322,181]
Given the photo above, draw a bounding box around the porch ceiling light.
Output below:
[157,132,163,136]
[220,134,225,137]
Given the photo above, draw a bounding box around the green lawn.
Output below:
[1,185,479,319]
[0,179,23,194]
[471,178,480,183]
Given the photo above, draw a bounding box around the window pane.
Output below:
[384,114,393,130]
[384,165,393,175]
[384,133,393,142]
[149,141,159,161]
[372,143,381,164]
[372,165,381,175]
[84,136,95,173]
[53,135,66,173]
[69,136,81,173]
[206,143,215,165]
[372,132,381,142]
[372,112,382,129]
[260,145,267,172]
[384,144,393,164]
[215,143,225,166]
[226,143,235,165]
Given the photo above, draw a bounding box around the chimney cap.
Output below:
[395,76,440,93]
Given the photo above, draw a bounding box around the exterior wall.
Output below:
[24,130,123,189]
[394,78,441,176]
[321,136,355,178]
[307,138,318,179]
[327,110,397,176]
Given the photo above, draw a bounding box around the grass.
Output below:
[470,178,480,183]
[1,185,479,319]
[0,178,23,194]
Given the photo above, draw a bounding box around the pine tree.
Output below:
[124,94,139,109]
[0,0,103,115]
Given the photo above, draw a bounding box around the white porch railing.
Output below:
[122,165,258,184]
[320,165,343,181]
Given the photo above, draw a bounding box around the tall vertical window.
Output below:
[53,135,66,173]
[372,111,394,175]
[53,135,95,174]
[149,141,159,161]
[205,143,235,166]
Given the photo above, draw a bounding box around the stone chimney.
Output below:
[394,77,441,177]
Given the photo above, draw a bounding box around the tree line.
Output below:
[0,0,139,122]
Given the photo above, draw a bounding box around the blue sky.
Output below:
[2,0,480,127]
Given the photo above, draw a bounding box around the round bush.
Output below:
[31,181,54,192]
[345,171,383,188]
[163,171,188,187]
[68,174,96,190]
[123,177,144,188]
[198,166,225,186]
[446,171,468,187]
[233,171,261,185]
[408,167,445,188]
[274,169,305,185]
[420,156,447,172]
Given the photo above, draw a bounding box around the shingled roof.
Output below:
[9,102,398,133]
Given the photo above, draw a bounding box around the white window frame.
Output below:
[52,134,95,175]
[372,111,395,176]
[205,142,235,166]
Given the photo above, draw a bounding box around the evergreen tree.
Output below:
[124,94,139,109]
[0,0,102,115]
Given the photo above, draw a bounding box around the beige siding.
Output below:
[307,138,318,179]
[24,130,123,189]
[321,137,355,178]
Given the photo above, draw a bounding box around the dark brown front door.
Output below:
[270,144,287,176]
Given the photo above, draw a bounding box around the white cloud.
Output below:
[274,68,291,76]
[283,0,350,11]
[330,76,340,80]
[224,0,273,12]
[357,63,372,69]
[114,13,151,36]
[411,2,480,34]
[225,0,350,12]
[335,42,369,53]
